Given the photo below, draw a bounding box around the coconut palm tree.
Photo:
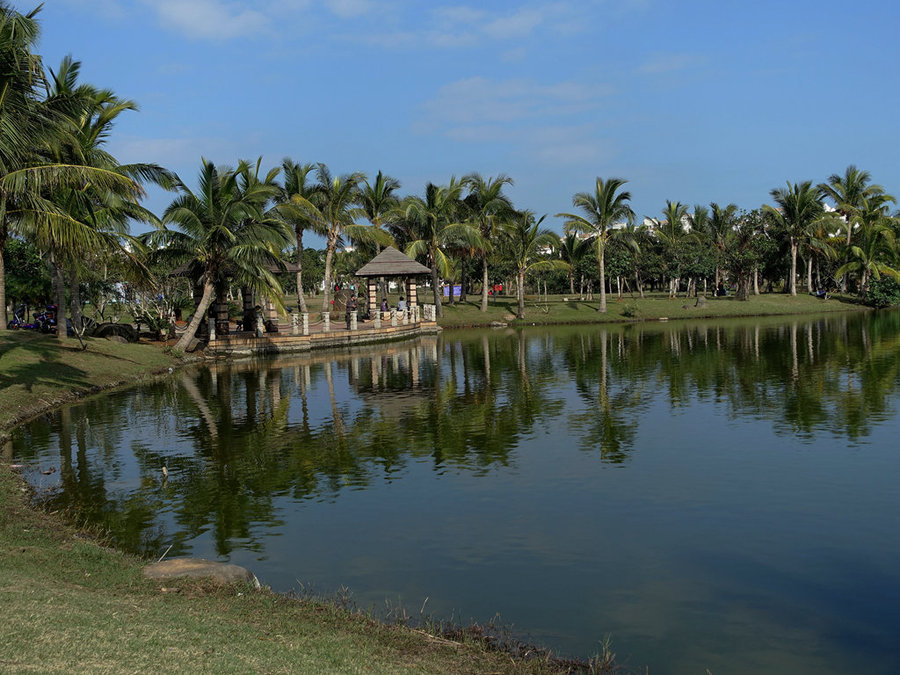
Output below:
[289,164,390,312]
[153,159,291,353]
[653,200,691,298]
[463,173,515,312]
[502,211,569,319]
[818,165,892,246]
[0,3,135,330]
[402,179,481,318]
[558,232,589,297]
[707,202,738,287]
[764,181,824,296]
[360,170,400,298]
[273,159,319,313]
[38,56,173,341]
[558,177,634,312]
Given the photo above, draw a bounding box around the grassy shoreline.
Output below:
[0,295,870,672]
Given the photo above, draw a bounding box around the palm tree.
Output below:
[463,173,514,312]
[764,181,824,296]
[818,165,892,246]
[402,179,481,318]
[654,200,690,298]
[502,211,568,319]
[0,3,134,330]
[360,170,400,299]
[289,164,390,312]
[707,202,738,287]
[38,56,173,341]
[274,159,318,313]
[557,177,634,312]
[833,204,900,294]
[153,159,291,353]
[558,232,589,296]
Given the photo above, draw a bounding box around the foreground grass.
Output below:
[434,291,867,327]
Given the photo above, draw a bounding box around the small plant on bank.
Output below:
[621,303,639,318]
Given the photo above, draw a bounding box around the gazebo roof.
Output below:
[355,246,431,277]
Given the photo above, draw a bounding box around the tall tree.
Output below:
[39,56,172,342]
[402,179,480,318]
[502,211,568,319]
[289,164,390,312]
[463,173,514,312]
[274,159,319,313]
[764,181,824,296]
[706,202,739,287]
[0,3,133,331]
[360,170,400,299]
[558,177,634,312]
[152,159,290,352]
[818,165,892,246]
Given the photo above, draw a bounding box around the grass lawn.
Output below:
[432,291,867,328]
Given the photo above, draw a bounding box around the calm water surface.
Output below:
[8,311,900,674]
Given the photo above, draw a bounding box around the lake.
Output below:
[9,310,900,674]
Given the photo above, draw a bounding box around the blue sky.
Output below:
[34,0,900,236]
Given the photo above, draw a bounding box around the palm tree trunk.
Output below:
[460,256,468,302]
[480,255,489,312]
[807,257,814,293]
[598,246,607,313]
[517,269,525,319]
[175,277,214,352]
[790,238,798,296]
[52,258,67,342]
[431,257,443,318]
[753,267,759,295]
[0,224,7,330]
[321,238,335,313]
[69,266,82,332]
[569,272,575,296]
[295,227,308,313]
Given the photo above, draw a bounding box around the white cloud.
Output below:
[639,53,702,75]
[147,0,269,40]
[417,76,613,167]
[483,8,545,40]
[325,0,375,19]
[421,77,608,126]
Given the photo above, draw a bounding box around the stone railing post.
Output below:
[291,313,299,335]
[373,311,381,329]
[302,313,309,336]
[209,320,216,341]
[255,314,265,338]
[401,308,409,325]
[323,312,330,333]
[390,309,397,327]
[410,304,418,323]
[350,311,358,331]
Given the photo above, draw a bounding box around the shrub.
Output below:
[865,277,900,308]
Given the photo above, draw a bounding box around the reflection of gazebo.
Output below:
[355,246,431,314]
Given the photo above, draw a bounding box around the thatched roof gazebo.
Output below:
[355,246,431,313]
